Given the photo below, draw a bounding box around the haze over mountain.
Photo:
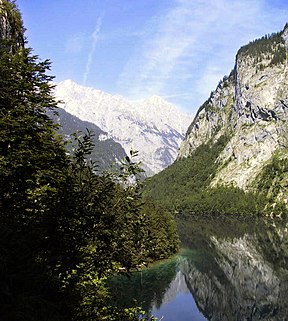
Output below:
[55,80,192,175]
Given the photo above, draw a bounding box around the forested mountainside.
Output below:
[55,80,191,176]
[0,1,179,320]
[49,108,127,171]
[145,24,288,217]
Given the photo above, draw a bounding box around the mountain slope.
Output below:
[179,24,288,191]
[54,80,191,176]
[145,24,288,215]
[50,108,127,171]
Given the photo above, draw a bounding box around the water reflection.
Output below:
[108,216,288,321]
[107,258,178,313]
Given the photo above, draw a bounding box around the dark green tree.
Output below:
[0,2,179,320]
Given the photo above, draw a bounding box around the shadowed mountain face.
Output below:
[0,0,24,52]
[50,108,127,171]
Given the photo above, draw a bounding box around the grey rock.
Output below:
[178,24,288,197]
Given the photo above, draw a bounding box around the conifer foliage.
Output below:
[0,1,179,320]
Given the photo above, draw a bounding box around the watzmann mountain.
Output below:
[54,80,191,176]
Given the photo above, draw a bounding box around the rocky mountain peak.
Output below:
[55,81,192,175]
[144,94,169,106]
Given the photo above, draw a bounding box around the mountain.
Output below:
[144,24,288,215]
[54,80,191,176]
[50,108,127,171]
[179,24,288,190]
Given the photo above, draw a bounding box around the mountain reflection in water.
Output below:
[107,216,288,321]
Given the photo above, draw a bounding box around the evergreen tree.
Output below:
[0,2,179,319]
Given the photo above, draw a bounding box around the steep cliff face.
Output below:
[179,25,288,192]
[179,72,235,158]
[0,0,24,51]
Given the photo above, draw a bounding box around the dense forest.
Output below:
[144,135,262,216]
[144,134,287,218]
[0,1,179,320]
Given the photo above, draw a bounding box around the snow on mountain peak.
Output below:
[54,80,192,175]
[145,94,167,105]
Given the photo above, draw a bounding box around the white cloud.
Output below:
[117,0,197,98]
[117,0,288,112]
[83,14,104,85]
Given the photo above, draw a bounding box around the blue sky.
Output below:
[17,0,287,113]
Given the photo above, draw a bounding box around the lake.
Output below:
[107,215,288,321]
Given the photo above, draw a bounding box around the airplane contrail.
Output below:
[83,13,104,85]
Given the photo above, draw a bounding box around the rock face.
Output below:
[179,24,288,191]
[0,0,24,52]
[55,80,191,176]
